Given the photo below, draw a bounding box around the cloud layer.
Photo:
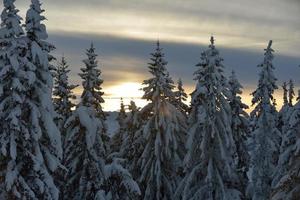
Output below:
[5,0,299,110]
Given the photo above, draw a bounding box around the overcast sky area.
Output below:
[10,0,300,111]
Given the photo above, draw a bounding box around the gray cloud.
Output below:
[49,32,300,90]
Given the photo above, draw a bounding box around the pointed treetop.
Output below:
[1,0,24,37]
[267,40,272,49]
[30,0,43,13]
[155,39,162,52]
[282,81,288,106]
[210,35,215,45]
[120,97,125,112]
[288,79,295,106]
[265,40,274,53]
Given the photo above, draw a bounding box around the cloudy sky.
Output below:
[12,0,300,111]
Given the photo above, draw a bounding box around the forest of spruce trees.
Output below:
[0,0,299,200]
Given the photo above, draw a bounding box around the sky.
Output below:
[10,0,300,111]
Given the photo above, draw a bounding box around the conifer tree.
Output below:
[174,78,189,115]
[53,56,77,139]
[124,101,145,180]
[0,0,63,198]
[283,82,288,106]
[64,44,140,200]
[278,82,290,134]
[272,93,300,199]
[176,36,241,200]
[228,71,250,197]
[110,98,127,153]
[288,79,295,106]
[135,41,187,200]
[79,43,105,117]
[248,40,281,200]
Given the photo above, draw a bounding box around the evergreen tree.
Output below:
[283,82,288,106]
[288,79,295,106]
[53,56,77,139]
[247,40,281,200]
[110,98,127,153]
[124,101,145,180]
[80,43,105,119]
[121,101,141,162]
[174,78,189,115]
[272,95,300,199]
[136,41,187,200]
[176,36,241,200]
[228,71,250,197]
[278,82,290,134]
[64,44,140,200]
[0,0,63,199]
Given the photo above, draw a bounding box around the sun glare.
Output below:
[105,82,144,99]
[102,82,147,111]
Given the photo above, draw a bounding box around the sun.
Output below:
[106,82,144,99]
[102,82,147,111]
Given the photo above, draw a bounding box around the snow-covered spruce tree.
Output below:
[64,44,140,200]
[283,82,288,106]
[0,0,33,198]
[0,0,62,199]
[119,101,143,171]
[288,79,295,106]
[271,94,300,199]
[110,98,127,153]
[79,43,106,118]
[175,36,241,200]
[277,82,290,134]
[228,71,250,198]
[247,40,281,200]
[174,78,189,115]
[135,41,187,200]
[53,56,77,139]
[120,100,146,180]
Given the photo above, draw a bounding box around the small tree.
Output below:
[53,56,78,139]
[288,79,295,106]
[277,81,290,134]
[110,98,127,153]
[174,78,189,115]
[80,43,105,119]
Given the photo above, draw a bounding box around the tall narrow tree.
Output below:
[272,92,300,199]
[136,41,187,199]
[53,56,77,139]
[110,98,127,153]
[64,44,140,200]
[0,0,63,198]
[176,36,241,200]
[288,79,295,106]
[247,40,281,200]
[0,0,34,198]
[228,70,250,197]
[174,78,189,115]
[278,81,290,134]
